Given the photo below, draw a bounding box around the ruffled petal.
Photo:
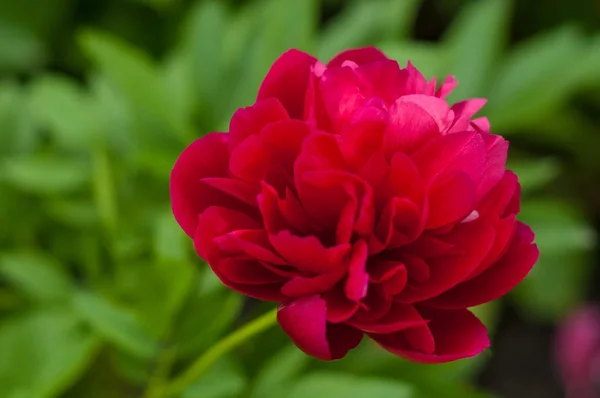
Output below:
[278,295,363,360]
[229,98,289,149]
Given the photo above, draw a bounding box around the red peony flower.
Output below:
[170,47,539,363]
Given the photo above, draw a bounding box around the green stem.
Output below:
[164,307,278,397]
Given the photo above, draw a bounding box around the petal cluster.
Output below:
[170,47,539,363]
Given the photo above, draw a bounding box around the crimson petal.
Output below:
[369,308,489,364]
[278,295,363,360]
[327,47,389,68]
[257,49,317,119]
[423,222,539,309]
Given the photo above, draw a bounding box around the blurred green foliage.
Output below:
[0,0,599,397]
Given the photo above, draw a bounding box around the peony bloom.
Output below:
[170,47,539,363]
[555,305,600,398]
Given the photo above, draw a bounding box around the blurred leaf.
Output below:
[486,25,586,130]
[173,286,243,358]
[0,19,45,72]
[250,344,310,398]
[29,74,103,150]
[1,156,90,194]
[73,291,159,358]
[508,158,561,193]
[182,357,247,398]
[287,372,415,398]
[573,33,600,89]
[0,252,73,302]
[45,199,98,227]
[443,0,511,101]
[514,199,595,321]
[153,209,188,263]
[0,310,100,398]
[179,0,227,124]
[317,0,420,61]
[91,148,118,233]
[378,41,444,80]
[78,30,191,142]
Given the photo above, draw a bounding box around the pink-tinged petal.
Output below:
[270,230,351,274]
[426,171,476,229]
[370,308,489,363]
[304,67,332,130]
[476,134,508,200]
[282,268,346,297]
[345,240,369,301]
[396,219,495,303]
[193,206,261,263]
[327,47,389,68]
[355,60,408,103]
[229,98,289,149]
[435,75,458,99]
[318,66,366,128]
[214,229,287,265]
[471,117,490,134]
[229,134,269,183]
[278,295,363,360]
[384,99,443,155]
[396,95,453,132]
[323,285,361,323]
[350,303,427,334]
[201,177,260,206]
[411,131,486,183]
[218,257,286,285]
[257,49,317,119]
[448,98,487,133]
[424,222,538,309]
[171,133,236,237]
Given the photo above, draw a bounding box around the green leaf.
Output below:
[0,310,100,398]
[173,286,243,358]
[78,30,191,142]
[153,209,189,263]
[508,158,560,193]
[250,344,310,398]
[73,291,159,358]
[182,357,247,398]
[1,156,90,194]
[45,199,98,227]
[378,41,444,80]
[28,74,104,150]
[442,0,511,101]
[513,199,595,321]
[0,252,73,302]
[287,372,415,398]
[317,0,420,61]
[0,19,45,72]
[486,25,586,130]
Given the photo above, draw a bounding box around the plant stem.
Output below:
[164,307,278,397]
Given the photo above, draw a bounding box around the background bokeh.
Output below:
[0,0,599,397]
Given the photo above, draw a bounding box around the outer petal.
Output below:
[257,49,317,119]
[369,308,490,363]
[278,295,363,360]
[170,133,233,237]
[423,222,539,309]
[327,47,389,68]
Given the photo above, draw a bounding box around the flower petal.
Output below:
[426,171,476,229]
[350,302,427,334]
[345,240,369,301]
[229,98,289,149]
[423,222,538,309]
[327,47,389,67]
[257,49,317,119]
[369,308,489,363]
[278,295,363,360]
[171,133,236,237]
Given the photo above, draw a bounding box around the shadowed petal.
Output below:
[278,295,363,360]
[369,308,489,363]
